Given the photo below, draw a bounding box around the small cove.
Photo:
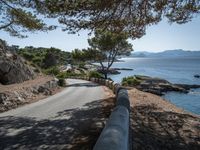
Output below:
[108,57,200,115]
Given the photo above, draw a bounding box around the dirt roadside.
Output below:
[128,88,200,150]
[0,75,62,112]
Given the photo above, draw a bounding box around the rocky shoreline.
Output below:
[128,75,200,96]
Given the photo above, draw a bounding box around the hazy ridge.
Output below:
[131,49,200,58]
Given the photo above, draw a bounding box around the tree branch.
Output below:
[0,21,14,30]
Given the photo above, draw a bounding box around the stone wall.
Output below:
[0,79,59,112]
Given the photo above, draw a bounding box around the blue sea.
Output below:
[108,57,200,115]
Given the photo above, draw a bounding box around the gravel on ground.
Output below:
[128,88,200,150]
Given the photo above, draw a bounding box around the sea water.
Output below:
[108,57,200,115]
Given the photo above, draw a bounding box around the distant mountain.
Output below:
[131,49,200,58]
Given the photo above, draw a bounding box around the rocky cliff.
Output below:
[0,39,35,85]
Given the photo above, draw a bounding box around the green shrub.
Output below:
[58,78,66,86]
[18,47,71,70]
[43,66,60,76]
[33,67,40,73]
[32,57,42,64]
[78,62,86,69]
[88,71,103,78]
[122,76,141,86]
[30,62,37,67]
[56,72,68,78]
[21,52,33,61]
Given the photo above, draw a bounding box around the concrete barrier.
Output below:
[91,78,95,82]
[99,78,103,84]
[66,76,131,150]
[107,80,112,89]
[101,79,104,84]
[93,82,130,150]
[111,82,117,93]
[114,83,121,94]
[93,105,129,150]
[104,80,108,87]
[116,89,130,112]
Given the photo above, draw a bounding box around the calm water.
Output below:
[108,57,200,115]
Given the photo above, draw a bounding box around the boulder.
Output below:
[194,74,200,78]
[0,39,35,85]
[0,93,8,104]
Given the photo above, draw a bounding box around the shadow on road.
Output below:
[0,97,114,150]
[131,104,200,150]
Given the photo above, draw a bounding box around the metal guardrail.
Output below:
[67,76,130,150]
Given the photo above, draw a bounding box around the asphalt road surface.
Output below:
[0,79,107,150]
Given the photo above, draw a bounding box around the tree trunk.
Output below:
[99,61,107,79]
[104,72,107,79]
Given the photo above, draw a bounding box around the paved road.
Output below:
[0,79,107,150]
[0,79,105,119]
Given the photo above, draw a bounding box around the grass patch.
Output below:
[88,71,103,78]
[122,76,141,86]
[43,66,60,76]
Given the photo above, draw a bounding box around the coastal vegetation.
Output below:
[122,76,141,86]
[18,47,71,69]
[72,30,132,79]
[88,71,104,79]
[17,46,77,83]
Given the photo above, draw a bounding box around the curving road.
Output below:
[0,79,105,119]
[0,79,107,150]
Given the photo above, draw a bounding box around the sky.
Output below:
[0,16,200,52]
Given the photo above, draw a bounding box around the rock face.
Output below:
[0,39,35,85]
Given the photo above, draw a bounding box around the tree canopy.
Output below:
[0,0,55,38]
[1,1,199,39]
[40,0,200,38]
[72,30,132,79]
